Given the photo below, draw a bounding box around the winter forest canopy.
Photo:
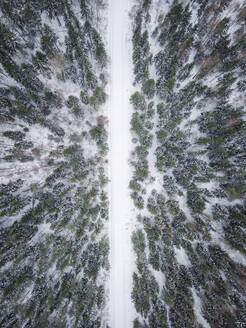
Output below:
[0,0,246,327]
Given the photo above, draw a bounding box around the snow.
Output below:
[152,0,170,22]
[191,287,211,328]
[41,12,67,53]
[0,122,59,188]
[30,222,53,244]
[146,111,166,198]
[175,192,193,222]
[47,262,57,277]
[190,2,198,26]
[108,0,136,327]
[21,283,34,303]
[211,229,246,266]
[174,246,191,267]
[37,222,52,234]
[151,268,166,293]
[0,260,13,273]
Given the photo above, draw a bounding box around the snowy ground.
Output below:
[108,0,136,327]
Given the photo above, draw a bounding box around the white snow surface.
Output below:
[108,0,136,327]
[174,246,191,267]
[191,287,211,328]
[30,222,53,245]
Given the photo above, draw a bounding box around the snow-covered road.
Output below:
[108,0,135,327]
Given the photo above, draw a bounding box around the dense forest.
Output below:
[130,0,246,327]
[1,0,246,327]
[0,0,109,327]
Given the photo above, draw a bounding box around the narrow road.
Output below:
[108,0,135,327]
